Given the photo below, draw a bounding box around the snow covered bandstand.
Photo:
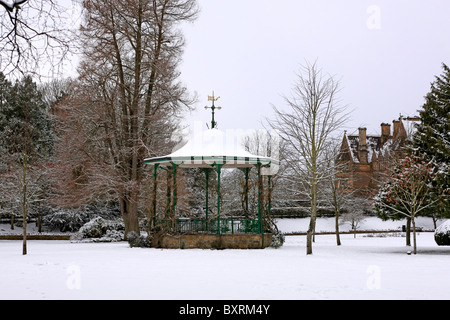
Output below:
[144,97,279,249]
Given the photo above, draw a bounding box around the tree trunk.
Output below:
[406,218,411,246]
[22,152,27,256]
[37,201,42,233]
[412,217,417,255]
[148,166,158,231]
[120,189,140,239]
[335,208,341,246]
[307,182,317,255]
[432,214,437,229]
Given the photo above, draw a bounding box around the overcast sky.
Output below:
[178,0,450,136]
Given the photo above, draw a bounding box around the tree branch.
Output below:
[0,0,28,13]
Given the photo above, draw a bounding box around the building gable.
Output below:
[336,116,420,194]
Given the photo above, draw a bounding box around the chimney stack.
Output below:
[393,120,400,138]
[359,128,368,164]
[381,123,391,144]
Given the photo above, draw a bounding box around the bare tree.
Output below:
[53,0,198,238]
[268,61,349,255]
[241,129,281,233]
[319,139,349,246]
[340,196,368,238]
[0,0,76,76]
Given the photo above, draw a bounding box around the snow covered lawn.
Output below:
[1,232,449,300]
[276,216,438,234]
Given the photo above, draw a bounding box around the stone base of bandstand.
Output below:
[153,233,273,249]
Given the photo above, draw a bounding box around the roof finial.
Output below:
[204,91,222,129]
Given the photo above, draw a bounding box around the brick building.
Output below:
[336,117,420,196]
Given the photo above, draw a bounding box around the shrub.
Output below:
[42,203,121,233]
[127,231,153,248]
[435,220,450,246]
[43,209,91,232]
[271,232,285,248]
[74,217,125,242]
[102,230,124,242]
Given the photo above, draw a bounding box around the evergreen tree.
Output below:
[411,63,450,217]
[0,73,53,254]
[0,75,53,160]
[0,73,12,166]
[374,153,440,254]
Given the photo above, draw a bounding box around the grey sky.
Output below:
[179,0,450,136]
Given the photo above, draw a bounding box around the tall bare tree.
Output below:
[268,62,349,255]
[0,0,76,76]
[54,0,198,238]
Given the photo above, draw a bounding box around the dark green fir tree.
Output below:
[411,63,450,218]
[0,73,53,254]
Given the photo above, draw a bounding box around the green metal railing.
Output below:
[154,217,261,235]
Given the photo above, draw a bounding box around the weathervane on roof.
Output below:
[205,91,222,129]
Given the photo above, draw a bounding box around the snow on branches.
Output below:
[0,0,74,77]
[375,154,437,219]
[374,153,445,254]
[0,0,27,12]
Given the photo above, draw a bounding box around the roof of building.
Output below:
[144,128,280,175]
[338,118,419,164]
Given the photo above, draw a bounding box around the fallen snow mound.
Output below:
[435,220,450,246]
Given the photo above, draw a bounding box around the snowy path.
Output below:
[1,233,449,300]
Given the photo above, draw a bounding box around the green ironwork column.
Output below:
[172,163,178,216]
[165,167,171,218]
[267,175,272,217]
[203,168,211,232]
[151,164,160,228]
[216,163,223,234]
[257,163,263,235]
[244,167,250,215]
[204,168,210,220]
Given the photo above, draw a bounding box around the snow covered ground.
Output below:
[0,216,440,236]
[1,228,449,300]
[276,216,439,234]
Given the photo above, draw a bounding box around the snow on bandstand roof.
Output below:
[144,128,279,175]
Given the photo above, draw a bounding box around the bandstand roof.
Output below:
[144,128,279,175]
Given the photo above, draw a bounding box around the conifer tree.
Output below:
[0,73,53,254]
[411,63,450,217]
